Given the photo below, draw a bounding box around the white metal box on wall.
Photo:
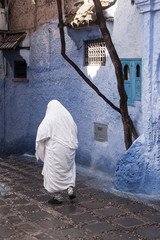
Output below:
[0,8,8,31]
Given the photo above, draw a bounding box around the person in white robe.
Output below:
[35,100,78,204]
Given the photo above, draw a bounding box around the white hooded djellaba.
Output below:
[35,100,78,193]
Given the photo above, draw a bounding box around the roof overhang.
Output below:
[64,0,114,29]
[0,32,26,50]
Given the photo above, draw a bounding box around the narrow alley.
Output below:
[0,156,160,240]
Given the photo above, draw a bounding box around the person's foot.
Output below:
[48,197,62,204]
[68,186,76,200]
[69,193,76,200]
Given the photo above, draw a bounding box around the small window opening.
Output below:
[0,0,5,8]
[14,61,27,78]
[84,39,106,66]
[136,64,140,77]
[124,64,130,80]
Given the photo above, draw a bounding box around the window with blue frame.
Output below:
[121,58,142,105]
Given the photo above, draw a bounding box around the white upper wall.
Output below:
[108,0,143,58]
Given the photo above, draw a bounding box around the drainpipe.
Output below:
[33,0,38,31]
[4,0,10,32]
[48,27,52,86]
[136,0,154,151]
[2,54,7,154]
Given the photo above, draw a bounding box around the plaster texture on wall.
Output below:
[112,0,143,59]
[115,134,146,193]
[0,1,143,177]
[9,0,57,33]
[115,133,160,194]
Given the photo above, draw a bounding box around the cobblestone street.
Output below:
[0,156,160,240]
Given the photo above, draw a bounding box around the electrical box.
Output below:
[0,8,8,31]
[94,123,108,142]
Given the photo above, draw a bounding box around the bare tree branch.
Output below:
[93,0,138,148]
[56,0,121,114]
[56,0,138,149]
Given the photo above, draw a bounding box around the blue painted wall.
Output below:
[0,24,121,175]
[0,4,143,178]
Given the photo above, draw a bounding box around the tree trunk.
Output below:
[93,0,138,149]
[56,0,138,149]
[56,0,121,114]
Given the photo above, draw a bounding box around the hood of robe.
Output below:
[36,100,78,149]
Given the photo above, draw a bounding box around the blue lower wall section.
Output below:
[114,135,146,193]
[114,134,160,195]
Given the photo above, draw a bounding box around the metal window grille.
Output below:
[84,39,106,66]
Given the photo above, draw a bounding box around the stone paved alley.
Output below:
[1,156,160,240]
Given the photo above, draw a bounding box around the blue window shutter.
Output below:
[121,60,134,105]
[134,60,142,101]
[121,58,142,105]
